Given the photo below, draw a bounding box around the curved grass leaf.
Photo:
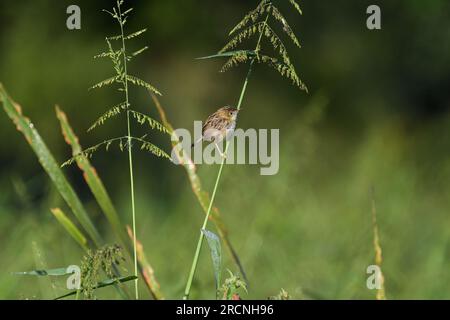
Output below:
[51,207,89,251]
[202,229,222,296]
[0,84,102,247]
[54,275,137,300]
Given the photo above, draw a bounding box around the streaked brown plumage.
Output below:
[191,106,239,152]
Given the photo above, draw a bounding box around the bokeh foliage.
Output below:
[0,0,449,299]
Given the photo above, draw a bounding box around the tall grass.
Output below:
[62,0,169,299]
[183,0,307,299]
[0,83,163,299]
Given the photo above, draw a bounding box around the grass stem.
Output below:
[183,14,270,300]
[118,0,139,300]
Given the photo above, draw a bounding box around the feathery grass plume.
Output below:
[80,245,126,300]
[62,136,170,167]
[62,0,170,299]
[371,189,387,300]
[213,0,307,91]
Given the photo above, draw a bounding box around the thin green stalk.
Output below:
[183,14,270,300]
[117,1,139,300]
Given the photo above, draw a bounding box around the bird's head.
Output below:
[219,106,239,121]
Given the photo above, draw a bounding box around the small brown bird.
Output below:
[191,106,239,157]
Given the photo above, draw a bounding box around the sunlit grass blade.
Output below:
[371,189,387,300]
[127,226,164,300]
[51,207,89,251]
[0,84,102,247]
[54,276,137,300]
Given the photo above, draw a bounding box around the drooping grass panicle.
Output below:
[221,22,292,67]
[126,75,162,96]
[129,109,171,134]
[61,135,171,167]
[87,102,128,132]
[211,0,307,91]
[256,54,306,91]
[228,0,271,36]
[288,0,303,15]
[269,3,301,48]
[220,51,252,73]
[88,103,170,135]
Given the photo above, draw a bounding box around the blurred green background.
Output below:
[0,0,449,299]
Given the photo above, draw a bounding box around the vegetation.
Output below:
[0,0,449,300]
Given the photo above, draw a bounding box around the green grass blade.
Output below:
[0,84,102,247]
[51,208,89,251]
[55,106,127,249]
[54,276,138,300]
[202,229,222,297]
